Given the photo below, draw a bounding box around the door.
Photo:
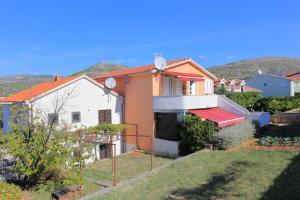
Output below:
[190,81,196,95]
[99,144,112,159]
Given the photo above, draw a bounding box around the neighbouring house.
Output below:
[0,74,124,162]
[285,71,300,96]
[247,73,295,97]
[93,58,251,156]
[214,78,261,93]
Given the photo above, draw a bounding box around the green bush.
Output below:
[294,137,300,146]
[0,182,22,199]
[179,114,218,155]
[211,120,255,150]
[227,92,300,114]
[226,92,261,111]
[257,136,296,146]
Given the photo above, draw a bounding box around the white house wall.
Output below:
[247,74,293,97]
[30,78,124,161]
[32,78,123,129]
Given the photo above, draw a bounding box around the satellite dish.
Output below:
[154,56,167,70]
[105,77,116,89]
[258,70,262,75]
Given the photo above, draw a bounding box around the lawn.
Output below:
[100,148,300,200]
[20,152,172,199]
[83,152,173,183]
[25,177,102,200]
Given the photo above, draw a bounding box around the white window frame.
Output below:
[205,79,213,94]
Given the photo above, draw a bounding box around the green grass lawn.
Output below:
[25,177,102,200]
[100,148,300,200]
[83,152,173,183]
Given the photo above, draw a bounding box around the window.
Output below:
[72,112,81,123]
[205,80,213,94]
[48,113,58,124]
[155,113,179,141]
[189,81,196,95]
[230,84,235,92]
[98,109,112,124]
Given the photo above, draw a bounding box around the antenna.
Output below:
[104,77,116,102]
[105,77,116,89]
[154,54,167,70]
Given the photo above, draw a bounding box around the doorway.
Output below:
[99,144,112,159]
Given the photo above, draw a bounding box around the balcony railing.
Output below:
[153,95,218,110]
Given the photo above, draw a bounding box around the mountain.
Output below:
[0,63,128,97]
[73,62,128,77]
[0,75,54,97]
[207,56,300,79]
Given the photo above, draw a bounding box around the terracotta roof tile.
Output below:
[93,58,191,80]
[0,75,80,103]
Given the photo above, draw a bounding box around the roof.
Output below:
[285,71,300,77]
[244,86,262,92]
[0,75,81,103]
[93,58,216,80]
[189,107,245,128]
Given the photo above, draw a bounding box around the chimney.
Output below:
[53,75,62,82]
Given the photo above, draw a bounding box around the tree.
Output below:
[226,92,261,111]
[0,91,89,187]
[179,114,217,156]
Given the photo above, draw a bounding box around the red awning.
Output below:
[163,71,204,81]
[189,107,245,128]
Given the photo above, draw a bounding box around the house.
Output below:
[214,78,260,93]
[0,74,124,161]
[93,58,250,156]
[247,73,295,97]
[285,71,300,96]
[1,57,258,157]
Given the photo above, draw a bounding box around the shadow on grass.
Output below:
[260,153,300,200]
[166,160,256,200]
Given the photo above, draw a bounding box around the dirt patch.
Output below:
[231,139,300,151]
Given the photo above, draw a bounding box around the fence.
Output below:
[270,113,300,124]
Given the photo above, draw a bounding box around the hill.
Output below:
[73,62,128,77]
[207,56,300,79]
[0,75,54,97]
[0,63,128,97]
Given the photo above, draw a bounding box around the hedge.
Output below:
[226,92,300,115]
[210,120,256,150]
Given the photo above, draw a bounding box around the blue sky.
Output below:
[0,0,299,75]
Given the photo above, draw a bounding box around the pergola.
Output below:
[77,124,154,186]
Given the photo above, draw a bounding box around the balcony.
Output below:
[153,95,218,110]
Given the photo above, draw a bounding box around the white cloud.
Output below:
[226,55,235,60]
[199,55,208,60]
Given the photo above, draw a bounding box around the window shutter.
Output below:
[98,110,112,124]
[105,110,112,124]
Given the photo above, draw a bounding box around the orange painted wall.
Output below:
[124,74,154,151]
[154,62,215,96]
[96,77,126,96]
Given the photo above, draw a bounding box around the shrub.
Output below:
[211,120,255,150]
[257,136,295,146]
[226,92,261,111]
[294,137,300,146]
[0,182,22,199]
[227,93,300,114]
[179,114,218,155]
